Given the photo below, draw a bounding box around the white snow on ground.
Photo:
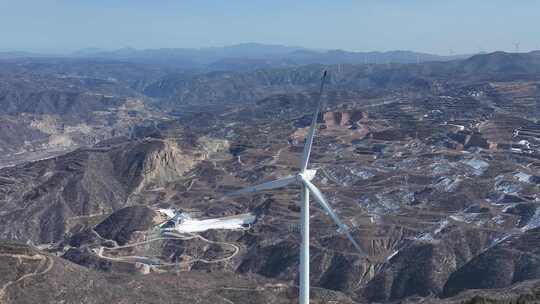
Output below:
[492,215,505,225]
[416,233,434,242]
[175,214,256,233]
[473,207,540,255]
[412,220,448,243]
[161,213,256,233]
[158,208,177,219]
[464,159,489,176]
[502,204,518,213]
[449,213,480,224]
[482,234,512,253]
[494,180,522,195]
[386,250,400,261]
[434,220,449,235]
[515,172,532,183]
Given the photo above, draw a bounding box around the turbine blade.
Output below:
[302,179,366,255]
[224,176,296,197]
[299,70,328,173]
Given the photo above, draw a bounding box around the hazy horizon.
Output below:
[0,42,478,56]
[2,0,540,55]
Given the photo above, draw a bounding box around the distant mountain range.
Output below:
[0,43,469,71]
[0,50,52,59]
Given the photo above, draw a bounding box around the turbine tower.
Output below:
[225,70,366,304]
[514,42,520,53]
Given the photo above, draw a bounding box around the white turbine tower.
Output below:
[225,70,366,304]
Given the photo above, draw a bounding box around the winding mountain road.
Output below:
[94,231,240,266]
[0,253,54,300]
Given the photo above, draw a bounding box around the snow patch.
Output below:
[386,250,400,261]
[502,204,518,213]
[325,166,375,187]
[176,215,255,233]
[464,159,489,176]
[434,220,449,235]
[495,180,522,194]
[161,213,256,233]
[515,172,532,183]
[492,215,505,225]
[449,213,480,224]
[158,208,176,219]
[416,233,435,242]
[486,234,512,251]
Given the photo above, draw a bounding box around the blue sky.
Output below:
[1,0,539,54]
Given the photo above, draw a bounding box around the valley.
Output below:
[0,51,539,303]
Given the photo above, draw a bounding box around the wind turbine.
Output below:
[514,42,520,53]
[225,70,366,304]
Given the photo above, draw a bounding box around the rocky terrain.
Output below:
[0,59,171,168]
[0,51,539,303]
[1,242,360,304]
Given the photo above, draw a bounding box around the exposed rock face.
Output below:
[122,139,202,194]
[0,135,220,243]
[0,62,171,168]
[0,99,170,169]
[197,136,231,156]
[322,110,367,127]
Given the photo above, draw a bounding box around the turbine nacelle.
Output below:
[297,169,317,183]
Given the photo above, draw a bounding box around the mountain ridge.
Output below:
[2,43,469,71]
